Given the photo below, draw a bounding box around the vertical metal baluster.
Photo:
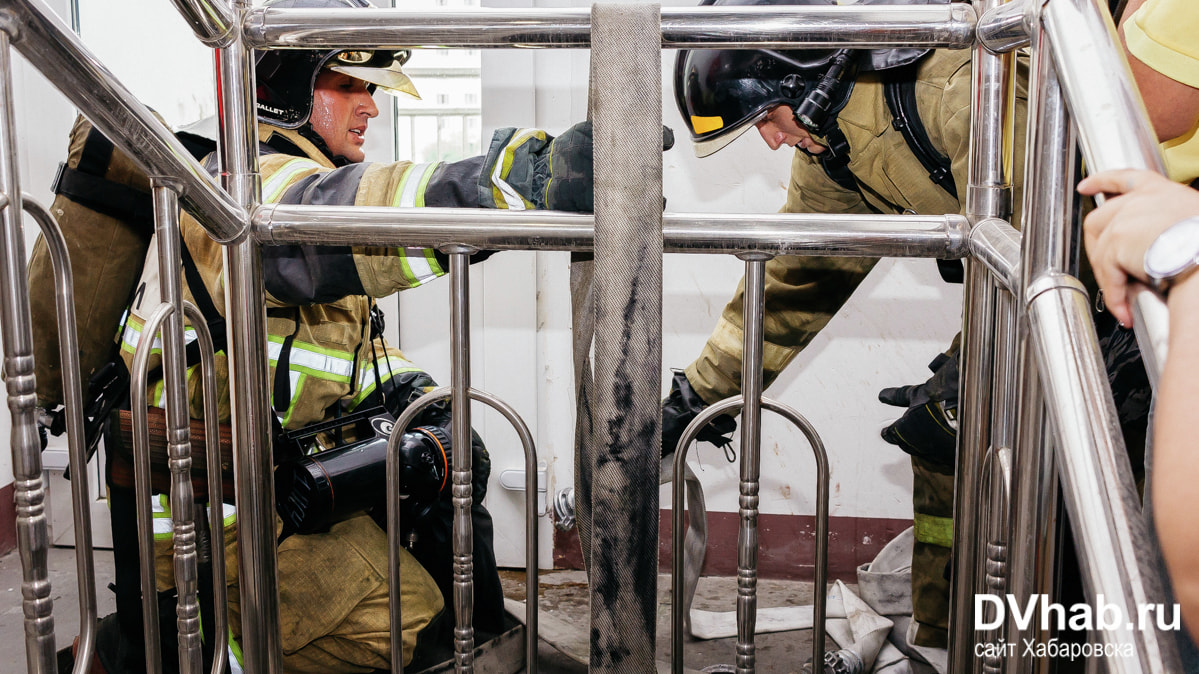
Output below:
[179,303,229,674]
[0,22,55,674]
[736,254,767,674]
[1004,22,1074,674]
[130,303,176,674]
[949,0,1014,669]
[449,248,476,671]
[215,3,278,671]
[150,180,203,674]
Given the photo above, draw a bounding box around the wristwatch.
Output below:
[1144,216,1199,292]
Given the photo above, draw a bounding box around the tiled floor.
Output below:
[1,546,850,673]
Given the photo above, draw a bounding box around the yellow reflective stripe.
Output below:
[265,337,354,382]
[392,162,437,208]
[349,355,424,409]
[153,494,174,539]
[390,163,417,207]
[119,316,199,356]
[262,158,323,204]
[913,513,954,548]
[388,162,444,287]
[152,495,237,541]
[490,129,544,210]
[281,371,305,428]
[228,631,244,673]
[411,162,437,208]
[398,247,443,287]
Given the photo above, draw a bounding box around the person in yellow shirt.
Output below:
[1121,0,1199,184]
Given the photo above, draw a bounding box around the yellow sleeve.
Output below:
[1125,0,1199,88]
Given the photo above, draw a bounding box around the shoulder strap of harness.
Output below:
[882,67,957,198]
[883,66,963,283]
[813,125,859,192]
[51,127,230,359]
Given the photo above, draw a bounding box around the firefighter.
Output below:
[94,0,604,671]
[665,0,1028,649]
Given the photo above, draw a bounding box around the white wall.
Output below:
[1,0,76,492]
[2,0,964,566]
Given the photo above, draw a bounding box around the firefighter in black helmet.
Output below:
[664,0,1030,651]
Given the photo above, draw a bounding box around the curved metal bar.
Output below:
[760,397,829,672]
[1043,0,1163,177]
[466,387,540,674]
[669,396,830,674]
[130,302,177,674]
[180,301,229,674]
[21,193,98,674]
[387,386,451,673]
[976,444,1009,673]
[245,4,976,50]
[0,0,248,242]
[671,396,745,674]
[166,0,236,47]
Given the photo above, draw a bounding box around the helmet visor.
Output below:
[326,49,421,100]
[691,107,769,158]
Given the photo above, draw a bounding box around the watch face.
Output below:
[1146,218,1199,280]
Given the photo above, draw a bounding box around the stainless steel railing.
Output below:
[0,0,1183,672]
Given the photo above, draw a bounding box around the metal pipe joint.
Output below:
[976,0,1033,54]
[969,217,1022,292]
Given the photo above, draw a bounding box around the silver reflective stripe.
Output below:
[262,158,323,204]
[356,354,419,389]
[396,162,435,207]
[153,495,237,541]
[402,248,438,286]
[266,339,354,380]
[491,129,541,210]
[121,321,199,354]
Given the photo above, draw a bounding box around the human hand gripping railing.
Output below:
[1037,0,1170,382]
[21,193,98,674]
[670,254,831,674]
[385,249,541,674]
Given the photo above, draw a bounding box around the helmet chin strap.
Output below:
[296,123,356,167]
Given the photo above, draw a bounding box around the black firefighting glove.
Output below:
[479,121,675,213]
[878,350,960,474]
[661,369,737,460]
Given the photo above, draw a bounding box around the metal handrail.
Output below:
[245,4,977,50]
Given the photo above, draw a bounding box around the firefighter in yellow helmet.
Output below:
[94,0,606,671]
[666,0,1029,650]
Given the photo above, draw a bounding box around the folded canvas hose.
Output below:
[570,3,663,670]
